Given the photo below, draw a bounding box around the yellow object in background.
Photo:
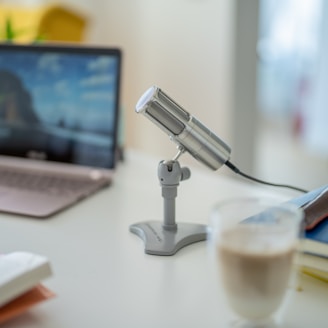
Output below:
[0,4,88,42]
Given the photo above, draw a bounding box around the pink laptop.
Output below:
[0,43,122,217]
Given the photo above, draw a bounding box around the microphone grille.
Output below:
[146,101,185,135]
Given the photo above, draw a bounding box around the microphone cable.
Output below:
[225,160,308,194]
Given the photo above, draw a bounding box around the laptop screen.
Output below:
[0,43,121,169]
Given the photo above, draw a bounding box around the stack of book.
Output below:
[301,237,328,282]
[0,251,54,324]
[291,185,328,282]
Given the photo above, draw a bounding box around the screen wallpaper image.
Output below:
[0,49,120,168]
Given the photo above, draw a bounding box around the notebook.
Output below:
[0,43,122,218]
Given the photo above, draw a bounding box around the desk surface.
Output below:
[1,150,327,327]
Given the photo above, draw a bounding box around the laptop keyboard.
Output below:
[0,168,96,196]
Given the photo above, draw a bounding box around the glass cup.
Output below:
[208,197,303,328]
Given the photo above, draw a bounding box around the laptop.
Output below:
[0,43,122,218]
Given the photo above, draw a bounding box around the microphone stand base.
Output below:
[129,221,207,256]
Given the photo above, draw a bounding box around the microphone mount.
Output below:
[129,153,207,255]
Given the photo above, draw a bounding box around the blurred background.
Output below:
[0,0,327,191]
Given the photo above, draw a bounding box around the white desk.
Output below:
[1,150,327,327]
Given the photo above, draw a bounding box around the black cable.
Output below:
[225,160,308,194]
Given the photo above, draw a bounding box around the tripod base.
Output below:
[129,221,207,256]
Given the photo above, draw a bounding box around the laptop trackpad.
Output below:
[0,187,77,218]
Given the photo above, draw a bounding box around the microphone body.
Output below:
[136,86,231,170]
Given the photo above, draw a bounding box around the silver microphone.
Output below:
[135,86,231,170]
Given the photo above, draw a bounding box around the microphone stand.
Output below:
[129,159,207,255]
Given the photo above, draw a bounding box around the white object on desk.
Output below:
[1,150,327,328]
[0,252,52,307]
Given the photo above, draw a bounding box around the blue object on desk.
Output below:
[288,184,328,244]
[288,184,328,208]
[305,218,328,243]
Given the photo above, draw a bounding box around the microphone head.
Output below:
[136,86,189,136]
[136,86,231,170]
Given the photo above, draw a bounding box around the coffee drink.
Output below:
[217,226,295,320]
